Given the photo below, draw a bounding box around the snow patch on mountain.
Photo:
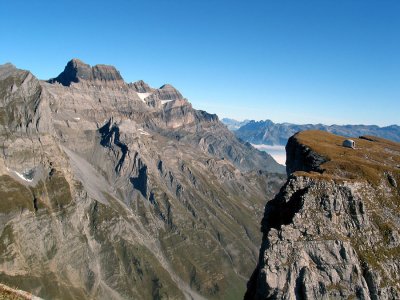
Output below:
[137,92,151,101]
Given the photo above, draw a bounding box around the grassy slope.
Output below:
[293,130,400,289]
[294,130,400,185]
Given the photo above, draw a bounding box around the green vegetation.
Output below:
[87,201,185,299]
[0,170,73,215]
[110,242,184,300]
[0,176,34,213]
[44,170,72,208]
[0,109,6,126]
[0,225,14,264]
[159,229,246,299]
[0,288,27,300]
[29,170,73,212]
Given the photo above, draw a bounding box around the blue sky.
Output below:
[1,0,399,125]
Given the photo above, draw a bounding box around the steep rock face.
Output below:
[157,84,183,101]
[128,80,154,93]
[145,84,184,109]
[48,58,124,86]
[246,130,400,299]
[285,134,327,174]
[0,61,285,300]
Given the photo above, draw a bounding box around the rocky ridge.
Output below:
[48,58,124,86]
[245,130,400,299]
[0,60,285,299]
[0,283,42,300]
[228,119,400,145]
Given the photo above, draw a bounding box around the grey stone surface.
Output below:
[285,134,328,175]
[48,58,124,86]
[128,79,154,93]
[0,60,286,299]
[245,132,400,300]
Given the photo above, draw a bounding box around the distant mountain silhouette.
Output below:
[222,119,400,145]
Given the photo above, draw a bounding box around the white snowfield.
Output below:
[136,92,151,102]
[161,100,173,105]
[138,128,150,136]
[6,167,33,182]
[15,171,33,182]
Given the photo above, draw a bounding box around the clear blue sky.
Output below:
[1,0,399,126]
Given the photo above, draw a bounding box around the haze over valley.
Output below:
[1,1,399,299]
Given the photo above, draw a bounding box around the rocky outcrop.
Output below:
[48,58,124,86]
[0,283,42,300]
[129,79,154,93]
[285,134,328,174]
[145,83,184,108]
[0,60,286,299]
[246,130,400,299]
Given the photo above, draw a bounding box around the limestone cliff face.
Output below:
[129,80,155,93]
[0,61,285,300]
[48,58,124,86]
[246,130,400,299]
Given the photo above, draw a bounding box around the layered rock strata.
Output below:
[246,130,400,299]
[0,60,285,300]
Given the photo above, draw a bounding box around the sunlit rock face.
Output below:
[245,130,400,300]
[0,61,285,299]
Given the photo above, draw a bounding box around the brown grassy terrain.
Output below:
[289,130,400,292]
[294,130,400,185]
[0,283,33,300]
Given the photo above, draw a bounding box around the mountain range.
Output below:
[0,59,285,299]
[1,59,399,300]
[222,118,400,145]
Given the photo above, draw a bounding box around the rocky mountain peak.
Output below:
[159,84,181,95]
[0,62,16,70]
[159,83,175,89]
[128,79,154,93]
[0,63,18,80]
[154,83,183,100]
[0,61,286,299]
[246,130,400,299]
[48,58,124,86]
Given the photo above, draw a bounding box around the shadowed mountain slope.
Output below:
[0,60,285,300]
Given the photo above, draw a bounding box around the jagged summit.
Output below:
[0,62,16,69]
[48,58,124,86]
[128,79,154,93]
[159,83,175,89]
[149,83,183,101]
[0,61,285,299]
[0,63,20,80]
